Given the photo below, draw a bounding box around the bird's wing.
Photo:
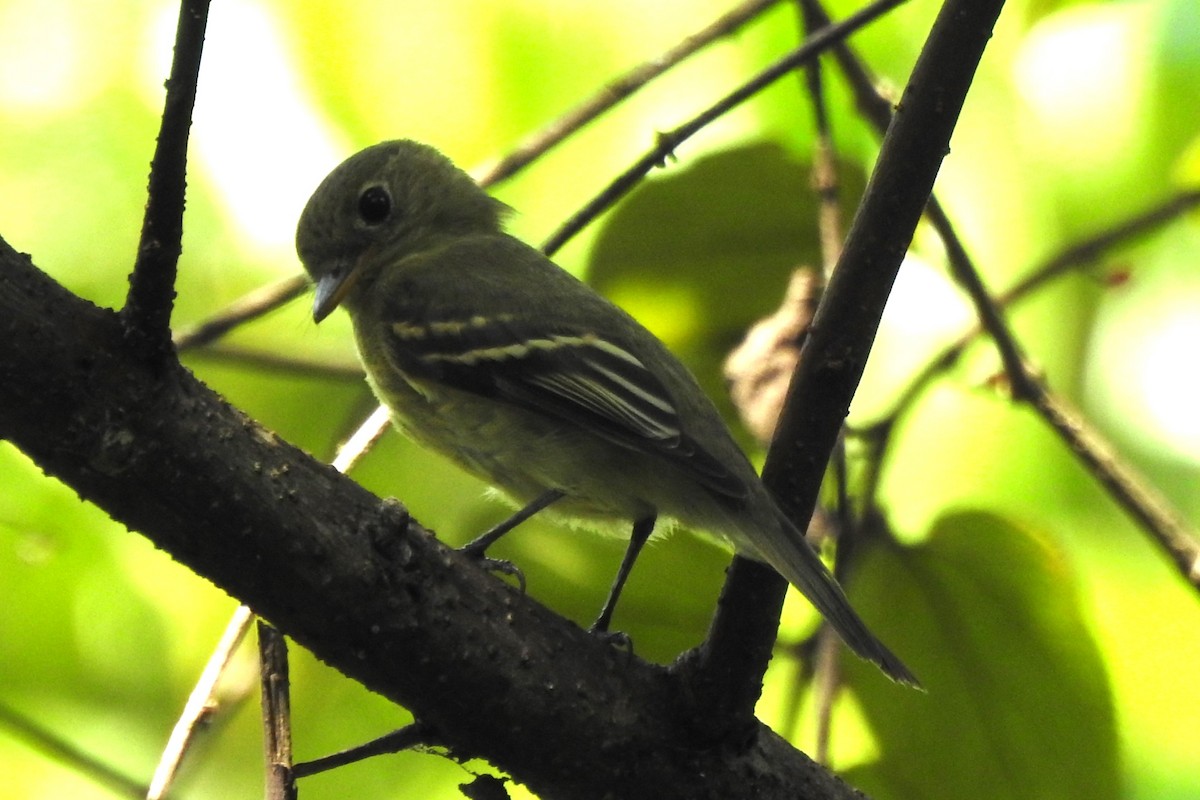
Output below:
[382,312,749,505]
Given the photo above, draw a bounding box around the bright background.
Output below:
[1,0,1198,798]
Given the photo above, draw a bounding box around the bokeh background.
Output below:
[1,0,1198,798]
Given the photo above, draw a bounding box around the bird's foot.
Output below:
[459,541,527,594]
[587,623,634,655]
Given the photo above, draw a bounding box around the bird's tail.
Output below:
[752,504,920,687]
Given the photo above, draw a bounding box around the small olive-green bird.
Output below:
[296,139,916,685]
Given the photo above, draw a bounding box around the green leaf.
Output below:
[842,512,1118,800]
[587,142,865,397]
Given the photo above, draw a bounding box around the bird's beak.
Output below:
[312,260,361,323]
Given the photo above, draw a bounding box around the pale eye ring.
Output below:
[357,184,392,226]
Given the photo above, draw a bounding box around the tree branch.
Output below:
[689,0,1008,716]
[121,0,210,361]
[0,239,863,800]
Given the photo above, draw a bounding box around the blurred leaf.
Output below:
[842,511,1118,800]
[588,141,866,396]
[1173,131,1200,188]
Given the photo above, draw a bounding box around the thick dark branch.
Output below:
[0,241,864,800]
[768,0,1006,543]
[122,0,210,361]
[689,0,1008,716]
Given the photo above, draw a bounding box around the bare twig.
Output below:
[878,190,1200,432]
[259,621,296,800]
[475,0,784,187]
[293,722,438,778]
[997,189,1200,310]
[330,404,393,473]
[541,0,913,257]
[183,343,364,381]
[0,701,147,799]
[147,605,256,800]
[796,1,844,275]
[926,198,1035,397]
[172,406,392,793]
[174,275,308,352]
[800,0,1030,390]
[811,625,842,763]
[175,405,390,798]
[121,0,210,361]
[1029,383,1200,587]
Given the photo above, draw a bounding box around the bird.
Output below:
[295,139,917,685]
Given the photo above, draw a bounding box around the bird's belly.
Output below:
[369,368,660,523]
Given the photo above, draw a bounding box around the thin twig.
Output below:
[475,0,784,187]
[121,0,211,361]
[147,605,255,800]
[877,190,1200,432]
[293,722,437,778]
[997,189,1200,310]
[796,0,843,275]
[183,343,364,381]
[811,625,842,763]
[808,0,1036,398]
[853,198,1200,580]
[259,621,296,800]
[171,407,390,795]
[166,401,387,798]
[541,0,913,257]
[1029,382,1200,587]
[174,275,308,352]
[331,404,393,473]
[0,701,148,799]
[925,198,1036,398]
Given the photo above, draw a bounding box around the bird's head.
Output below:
[296,139,508,322]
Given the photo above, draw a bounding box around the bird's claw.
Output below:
[587,626,634,655]
[461,547,527,594]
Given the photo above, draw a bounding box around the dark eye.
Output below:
[357,185,392,225]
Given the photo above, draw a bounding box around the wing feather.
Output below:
[383,314,748,504]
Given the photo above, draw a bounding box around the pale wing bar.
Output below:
[387,317,747,504]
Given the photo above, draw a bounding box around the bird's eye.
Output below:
[357,185,392,226]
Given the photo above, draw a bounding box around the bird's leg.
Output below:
[460,488,566,590]
[590,514,656,636]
